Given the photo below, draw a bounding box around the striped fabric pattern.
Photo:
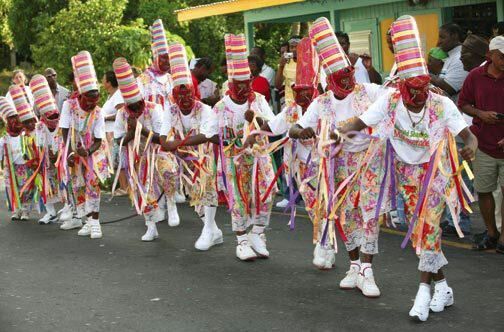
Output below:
[29,74,58,116]
[0,96,17,121]
[9,85,35,122]
[391,15,428,79]
[295,37,319,88]
[309,17,349,76]
[168,42,192,87]
[113,57,143,104]
[71,51,99,94]
[224,33,250,81]
[151,19,169,57]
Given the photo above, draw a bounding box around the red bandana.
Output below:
[399,75,431,107]
[327,66,356,99]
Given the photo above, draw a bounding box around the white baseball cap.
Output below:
[489,36,504,53]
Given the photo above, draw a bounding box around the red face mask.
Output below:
[153,54,170,74]
[6,116,23,136]
[399,75,431,108]
[229,79,251,104]
[173,85,195,112]
[327,66,356,99]
[42,110,60,130]
[22,118,37,133]
[126,100,145,119]
[78,90,100,112]
[293,86,316,110]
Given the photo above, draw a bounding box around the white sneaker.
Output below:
[275,199,289,208]
[167,200,180,227]
[357,269,381,298]
[141,223,159,242]
[195,227,223,251]
[430,285,454,313]
[90,220,103,239]
[312,243,335,270]
[59,204,73,222]
[20,210,29,221]
[38,213,57,225]
[175,192,186,203]
[236,240,257,261]
[248,232,269,258]
[77,223,91,236]
[60,218,83,230]
[340,265,360,289]
[409,286,432,322]
[11,210,22,221]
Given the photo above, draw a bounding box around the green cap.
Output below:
[428,47,448,61]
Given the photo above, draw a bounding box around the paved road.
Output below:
[0,195,502,331]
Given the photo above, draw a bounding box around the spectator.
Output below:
[191,57,219,106]
[431,23,468,99]
[492,21,504,38]
[458,36,504,253]
[248,55,271,102]
[250,46,276,87]
[101,71,127,196]
[276,41,289,111]
[441,35,489,236]
[44,68,70,111]
[460,34,489,72]
[427,47,448,75]
[275,36,300,106]
[219,57,230,97]
[6,69,34,107]
[336,31,382,84]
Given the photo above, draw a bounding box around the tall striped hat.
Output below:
[113,57,143,105]
[390,15,428,79]
[29,74,58,116]
[295,37,319,88]
[0,96,17,121]
[151,19,169,57]
[309,17,350,76]
[224,34,251,81]
[168,42,192,87]
[71,51,99,94]
[9,85,35,122]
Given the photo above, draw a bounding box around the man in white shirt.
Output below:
[250,46,276,87]
[44,68,70,111]
[431,23,468,100]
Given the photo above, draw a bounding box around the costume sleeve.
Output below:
[93,111,105,140]
[58,100,71,129]
[268,108,289,136]
[151,104,164,135]
[442,96,468,136]
[205,103,221,137]
[255,94,274,120]
[359,93,388,127]
[363,83,392,103]
[113,110,127,139]
[457,70,475,108]
[297,100,319,129]
[159,107,173,137]
[199,104,216,138]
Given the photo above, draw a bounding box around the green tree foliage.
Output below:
[31,0,193,82]
[8,0,67,60]
[0,0,13,49]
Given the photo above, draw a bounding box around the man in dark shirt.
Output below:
[458,36,504,252]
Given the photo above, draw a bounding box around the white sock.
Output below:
[251,225,265,234]
[419,283,431,294]
[204,206,218,232]
[434,279,448,290]
[237,234,248,244]
[45,203,56,216]
[350,259,361,271]
[360,262,373,277]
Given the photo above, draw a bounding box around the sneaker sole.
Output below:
[409,313,427,322]
[237,256,257,262]
[357,286,380,298]
[60,225,82,230]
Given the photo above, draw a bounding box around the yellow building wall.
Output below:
[381,13,439,73]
